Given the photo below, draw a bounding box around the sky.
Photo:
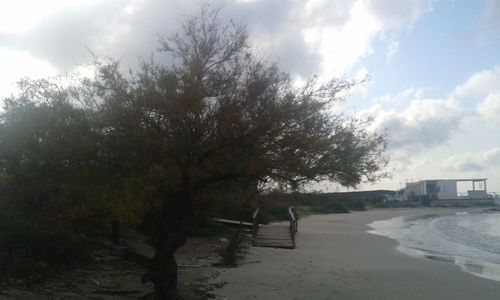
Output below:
[0,0,499,194]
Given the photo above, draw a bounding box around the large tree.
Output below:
[89,9,386,298]
[0,8,387,300]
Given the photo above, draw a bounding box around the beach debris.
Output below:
[90,279,100,286]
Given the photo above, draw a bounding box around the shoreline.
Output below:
[211,208,500,299]
[368,209,500,283]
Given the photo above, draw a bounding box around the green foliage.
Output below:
[345,200,366,211]
[257,190,399,216]
[315,201,350,213]
[0,82,111,229]
[207,189,256,223]
[268,206,291,220]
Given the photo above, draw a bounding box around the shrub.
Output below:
[308,201,349,214]
[324,201,350,213]
[188,219,233,237]
[0,215,95,281]
[220,229,247,267]
[268,206,290,221]
[346,200,366,211]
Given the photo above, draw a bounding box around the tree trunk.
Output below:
[152,248,178,300]
[150,179,192,299]
[150,217,188,300]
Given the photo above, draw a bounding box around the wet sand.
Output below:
[212,208,500,300]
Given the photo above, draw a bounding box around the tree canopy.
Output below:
[0,8,387,300]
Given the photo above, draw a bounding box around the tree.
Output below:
[0,8,387,300]
[0,79,102,221]
[87,9,386,298]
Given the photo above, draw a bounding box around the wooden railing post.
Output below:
[252,207,260,246]
[288,206,297,248]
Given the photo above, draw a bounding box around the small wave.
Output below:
[368,212,500,282]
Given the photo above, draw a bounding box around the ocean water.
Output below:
[368,211,500,282]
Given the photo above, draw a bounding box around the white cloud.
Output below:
[477,92,500,122]
[300,0,432,75]
[356,65,500,182]
[451,66,500,123]
[365,0,433,30]
[452,66,500,101]
[477,0,500,44]
[0,0,106,33]
[358,65,500,156]
[0,0,434,99]
[443,148,500,172]
[374,87,424,108]
[359,97,463,151]
[0,49,57,97]
[302,1,382,75]
[385,36,400,62]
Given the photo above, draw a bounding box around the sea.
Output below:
[368,211,500,282]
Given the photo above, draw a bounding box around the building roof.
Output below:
[406,178,487,184]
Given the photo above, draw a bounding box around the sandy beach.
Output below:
[212,208,500,300]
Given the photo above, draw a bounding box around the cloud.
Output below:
[385,36,400,62]
[0,49,57,95]
[225,0,433,77]
[358,97,463,151]
[451,66,500,122]
[443,148,500,172]
[300,0,433,76]
[476,92,500,122]
[358,65,500,155]
[0,0,433,81]
[4,0,157,72]
[353,64,500,181]
[477,0,500,44]
[374,87,424,107]
[452,66,500,100]
[0,0,109,34]
[365,0,433,29]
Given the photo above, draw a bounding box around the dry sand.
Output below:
[212,208,500,300]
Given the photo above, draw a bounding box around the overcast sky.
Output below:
[1,0,499,194]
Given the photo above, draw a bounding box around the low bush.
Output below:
[268,206,290,221]
[220,229,247,267]
[345,200,366,211]
[0,215,95,281]
[188,219,233,237]
[308,201,349,214]
[325,201,349,213]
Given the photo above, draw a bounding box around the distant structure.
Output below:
[404,178,490,201]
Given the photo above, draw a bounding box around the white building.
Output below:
[404,178,489,201]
